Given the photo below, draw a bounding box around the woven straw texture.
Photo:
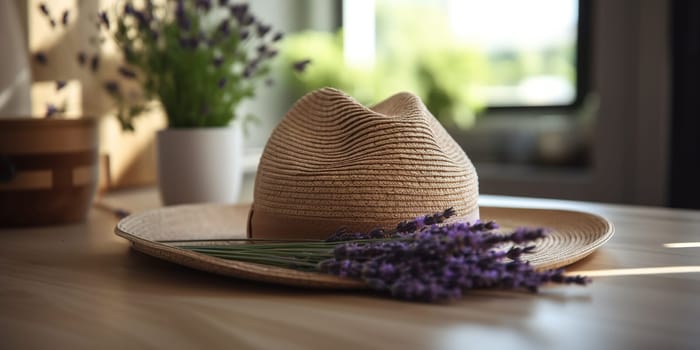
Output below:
[249,88,479,239]
[115,203,614,289]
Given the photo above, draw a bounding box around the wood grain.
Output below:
[1,189,699,349]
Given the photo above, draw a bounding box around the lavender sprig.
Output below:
[395,206,457,233]
[99,11,110,30]
[90,54,100,72]
[256,23,271,37]
[45,104,58,118]
[230,3,248,21]
[56,80,67,91]
[34,52,48,65]
[292,59,311,73]
[39,3,50,17]
[104,81,120,95]
[325,207,457,242]
[62,10,70,26]
[118,66,137,79]
[182,209,590,303]
[77,51,87,66]
[320,222,587,302]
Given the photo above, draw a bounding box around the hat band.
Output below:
[247,204,480,240]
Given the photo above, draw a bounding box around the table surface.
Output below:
[2,188,700,350]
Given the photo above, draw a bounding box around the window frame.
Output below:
[482,0,592,113]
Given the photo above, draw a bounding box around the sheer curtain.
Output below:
[0,0,32,116]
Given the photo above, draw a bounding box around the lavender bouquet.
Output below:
[184,209,589,303]
[35,1,308,130]
[110,0,310,130]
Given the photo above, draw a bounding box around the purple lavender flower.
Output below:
[230,3,249,22]
[325,228,371,242]
[241,14,255,26]
[134,10,149,27]
[243,65,255,78]
[90,54,100,72]
[45,104,58,118]
[39,3,50,17]
[124,3,135,15]
[99,11,110,30]
[319,217,588,303]
[103,81,120,95]
[506,245,536,260]
[377,262,397,280]
[509,227,547,244]
[292,59,311,73]
[77,51,86,66]
[363,228,382,238]
[56,80,67,91]
[114,208,131,219]
[325,208,457,243]
[196,0,212,11]
[217,77,227,89]
[395,207,457,233]
[469,220,499,231]
[318,259,363,278]
[62,10,69,26]
[118,66,137,79]
[38,2,55,27]
[256,23,271,37]
[218,20,231,36]
[212,56,224,68]
[34,52,48,65]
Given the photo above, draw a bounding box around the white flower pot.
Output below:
[157,125,243,205]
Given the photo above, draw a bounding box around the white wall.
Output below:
[477,0,670,206]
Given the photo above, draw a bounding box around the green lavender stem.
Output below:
[179,238,387,272]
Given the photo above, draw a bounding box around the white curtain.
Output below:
[0,0,32,116]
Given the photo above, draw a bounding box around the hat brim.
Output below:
[115,203,614,289]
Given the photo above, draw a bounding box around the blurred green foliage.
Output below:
[282,30,487,129]
[282,1,576,129]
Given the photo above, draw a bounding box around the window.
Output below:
[284,0,588,129]
[350,0,583,106]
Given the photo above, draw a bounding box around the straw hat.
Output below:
[249,87,479,239]
[115,87,614,288]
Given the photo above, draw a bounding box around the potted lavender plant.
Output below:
[104,1,307,205]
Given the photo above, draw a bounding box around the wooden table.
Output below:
[2,188,699,349]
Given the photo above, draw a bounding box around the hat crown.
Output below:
[249,87,479,239]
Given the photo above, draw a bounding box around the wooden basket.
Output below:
[0,117,98,226]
